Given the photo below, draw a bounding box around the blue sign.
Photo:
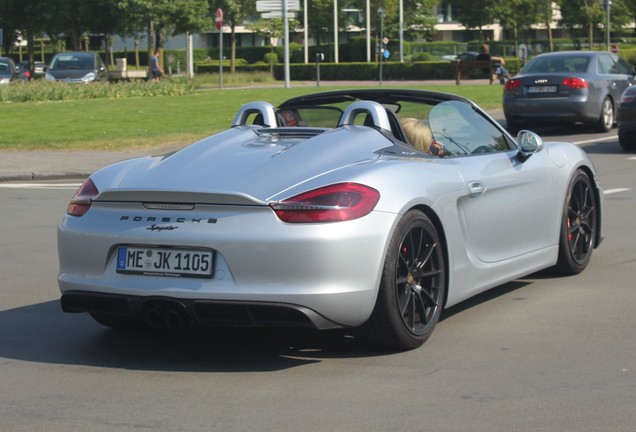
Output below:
[0,28,3,46]
[383,49,390,59]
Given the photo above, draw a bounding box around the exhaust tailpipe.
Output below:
[141,300,191,330]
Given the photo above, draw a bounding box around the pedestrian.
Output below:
[476,43,510,84]
[149,51,164,81]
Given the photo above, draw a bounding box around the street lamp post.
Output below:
[606,0,612,52]
[378,7,384,85]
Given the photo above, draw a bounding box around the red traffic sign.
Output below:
[611,44,619,54]
[215,8,223,30]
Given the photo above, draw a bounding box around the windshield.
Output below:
[51,54,95,70]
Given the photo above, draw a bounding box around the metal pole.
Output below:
[219,27,223,89]
[283,0,290,88]
[399,0,403,62]
[304,0,308,63]
[186,33,194,79]
[378,8,384,86]
[366,0,371,62]
[333,0,339,63]
[606,0,611,52]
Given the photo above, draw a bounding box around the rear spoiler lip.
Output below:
[94,189,267,206]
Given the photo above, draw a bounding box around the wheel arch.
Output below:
[573,165,604,248]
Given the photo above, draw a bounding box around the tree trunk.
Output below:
[147,20,154,59]
[546,0,554,52]
[155,23,165,70]
[231,25,237,74]
[27,31,35,77]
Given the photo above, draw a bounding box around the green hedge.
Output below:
[264,58,522,81]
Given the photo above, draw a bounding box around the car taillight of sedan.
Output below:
[504,79,522,91]
[67,178,99,216]
[561,77,588,89]
[270,182,380,223]
[620,92,636,104]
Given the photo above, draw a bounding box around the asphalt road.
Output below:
[0,129,635,432]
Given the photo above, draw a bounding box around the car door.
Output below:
[598,54,635,104]
[429,101,557,263]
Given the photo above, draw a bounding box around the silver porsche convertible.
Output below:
[58,89,603,350]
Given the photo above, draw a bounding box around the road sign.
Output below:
[383,49,390,59]
[256,0,300,12]
[215,8,223,30]
[262,11,297,18]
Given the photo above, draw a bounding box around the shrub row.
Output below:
[194,58,523,82]
[0,79,195,103]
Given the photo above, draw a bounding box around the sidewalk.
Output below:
[0,81,504,182]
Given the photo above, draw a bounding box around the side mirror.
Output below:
[516,130,544,161]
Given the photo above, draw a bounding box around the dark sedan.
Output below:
[45,52,108,83]
[503,51,635,133]
[617,85,636,151]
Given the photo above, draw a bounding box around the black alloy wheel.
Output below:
[554,170,597,275]
[364,210,446,350]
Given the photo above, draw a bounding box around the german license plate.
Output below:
[527,85,557,93]
[116,246,214,278]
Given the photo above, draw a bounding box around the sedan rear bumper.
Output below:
[503,95,600,124]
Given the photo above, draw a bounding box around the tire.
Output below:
[362,210,446,351]
[594,97,614,132]
[618,130,636,151]
[553,170,597,275]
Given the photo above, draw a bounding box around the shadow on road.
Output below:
[0,277,541,371]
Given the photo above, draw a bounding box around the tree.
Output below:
[0,0,48,72]
[559,0,605,48]
[210,0,256,74]
[453,0,498,41]
[118,0,210,68]
[493,0,540,55]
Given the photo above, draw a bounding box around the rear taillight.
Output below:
[621,93,636,104]
[504,79,521,91]
[270,182,380,223]
[562,77,588,89]
[67,178,99,216]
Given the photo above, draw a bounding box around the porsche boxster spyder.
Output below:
[58,89,603,350]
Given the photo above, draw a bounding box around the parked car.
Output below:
[442,51,479,61]
[0,57,20,84]
[503,51,635,133]
[45,52,108,83]
[617,85,636,151]
[17,60,46,80]
[58,89,604,351]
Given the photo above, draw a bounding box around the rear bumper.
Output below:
[503,96,599,124]
[61,291,343,330]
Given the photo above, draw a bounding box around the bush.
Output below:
[0,79,195,103]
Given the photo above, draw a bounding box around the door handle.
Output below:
[468,181,485,198]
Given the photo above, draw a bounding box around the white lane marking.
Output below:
[604,188,630,195]
[572,135,617,146]
[0,183,80,190]
[629,156,636,160]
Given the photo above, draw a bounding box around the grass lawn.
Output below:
[0,83,503,151]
